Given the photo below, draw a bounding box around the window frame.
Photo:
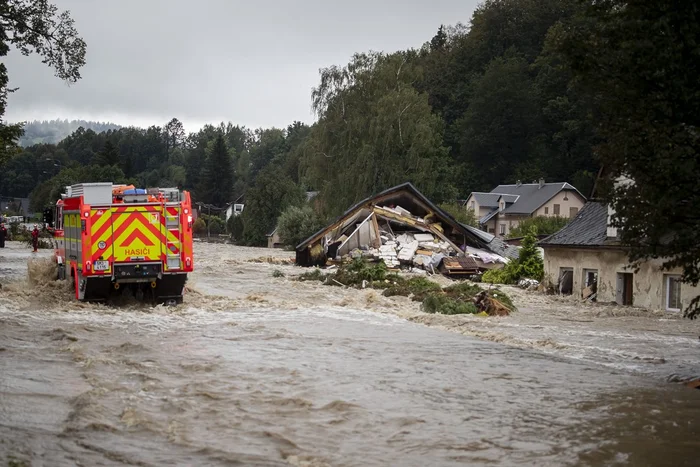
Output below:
[499,223,506,235]
[553,204,560,215]
[665,274,682,312]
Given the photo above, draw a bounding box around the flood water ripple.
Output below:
[1,241,699,466]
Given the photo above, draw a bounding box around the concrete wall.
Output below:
[534,190,586,218]
[542,247,700,312]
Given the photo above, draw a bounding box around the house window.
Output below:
[569,207,579,217]
[666,275,682,311]
[470,201,475,210]
[545,207,549,215]
[499,224,506,235]
[553,204,561,215]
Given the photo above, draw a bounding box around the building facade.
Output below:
[539,202,698,312]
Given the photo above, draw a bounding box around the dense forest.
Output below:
[17,119,122,146]
[1,0,603,245]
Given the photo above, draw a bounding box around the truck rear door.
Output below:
[111,206,164,263]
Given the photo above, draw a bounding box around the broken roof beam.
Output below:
[337,211,375,254]
[426,223,465,257]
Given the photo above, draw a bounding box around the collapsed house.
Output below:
[295,183,518,276]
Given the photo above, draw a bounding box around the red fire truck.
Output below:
[45,183,194,304]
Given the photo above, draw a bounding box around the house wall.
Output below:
[267,231,282,248]
[490,213,529,237]
[542,247,700,311]
[534,190,586,218]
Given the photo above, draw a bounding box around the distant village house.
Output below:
[464,179,586,237]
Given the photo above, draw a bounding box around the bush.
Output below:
[507,216,569,239]
[333,258,399,287]
[383,277,442,301]
[422,293,479,315]
[483,230,543,284]
[272,269,285,278]
[207,216,226,235]
[192,218,206,235]
[277,205,325,249]
[227,214,244,240]
[298,268,325,282]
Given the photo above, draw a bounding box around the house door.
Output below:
[559,268,573,295]
[616,273,634,306]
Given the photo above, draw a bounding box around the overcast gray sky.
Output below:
[4,0,479,131]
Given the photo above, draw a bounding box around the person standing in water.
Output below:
[0,223,7,248]
[31,224,39,252]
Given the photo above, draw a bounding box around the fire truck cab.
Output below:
[44,183,194,304]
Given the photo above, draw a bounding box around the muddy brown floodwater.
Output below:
[1,241,699,466]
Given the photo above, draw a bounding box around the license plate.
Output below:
[93,260,110,271]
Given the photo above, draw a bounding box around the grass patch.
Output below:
[298,268,325,282]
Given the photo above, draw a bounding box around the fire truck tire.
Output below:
[153,274,187,305]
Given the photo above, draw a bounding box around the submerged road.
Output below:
[1,241,699,466]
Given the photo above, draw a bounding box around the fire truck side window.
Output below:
[56,206,63,230]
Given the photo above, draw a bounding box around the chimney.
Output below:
[538,178,545,189]
[516,180,522,187]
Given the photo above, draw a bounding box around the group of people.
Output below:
[0,223,41,252]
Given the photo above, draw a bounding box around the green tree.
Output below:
[303,51,456,216]
[92,138,119,166]
[164,118,185,158]
[455,50,545,191]
[198,134,234,206]
[277,205,325,249]
[438,202,478,227]
[483,229,544,284]
[0,0,87,167]
[242,164,304,246]
[554,1,700,318]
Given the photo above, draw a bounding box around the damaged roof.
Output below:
[492,182,584,215]
[539,201,610,247]
[462,224,520,260]
[296,182,493,252]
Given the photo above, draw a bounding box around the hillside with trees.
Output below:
[17,119,122,146]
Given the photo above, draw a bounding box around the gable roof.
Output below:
[296,182,493,252]
[469,192,519,208]
[490,182,584,215]
[539,201,610,247]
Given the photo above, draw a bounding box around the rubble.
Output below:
[296,183,514,277]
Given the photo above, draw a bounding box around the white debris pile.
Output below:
[325,203,510,275]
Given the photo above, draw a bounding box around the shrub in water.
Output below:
[421,293,479,315]
[383,277,442,301]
